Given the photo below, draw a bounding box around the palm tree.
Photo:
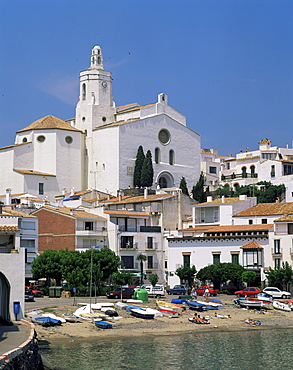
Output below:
[136,254,147,285]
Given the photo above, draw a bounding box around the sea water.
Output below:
[41,329,293,370]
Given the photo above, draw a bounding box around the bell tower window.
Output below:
[82,83,86,101]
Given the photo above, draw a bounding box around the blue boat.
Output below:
[94,320,113,329]
[171,299,187,304]
[186,300,218,311]
[125,305,144,312]
[32,314,62,327]
[130,308,154,320]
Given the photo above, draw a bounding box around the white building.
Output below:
[167,200,293,289]
[220,139,293,201]
[0,45,201,201]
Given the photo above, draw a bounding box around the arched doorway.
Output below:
[156,172,174,189]
[0,272,10,321]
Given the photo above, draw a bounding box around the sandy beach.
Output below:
[26,297,293,345]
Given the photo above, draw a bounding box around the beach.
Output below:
[28,297,293,344]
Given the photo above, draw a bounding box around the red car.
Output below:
[196,286,219,296]
[106,287,135,299]
[25,285,43,297]
[235,287,262,297]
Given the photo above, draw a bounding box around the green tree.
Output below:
[179,177,189,196]
[264,262,293,290]
[191,172,206,203]
[133,146,145,187]
[141,150,154,187]
[149,273,159,287]
[136,254,147,285]
[111,271,134,300]
[241,270,257,286]
[196,263,244,290]
[32,249,63,285]
[175,265,197,287]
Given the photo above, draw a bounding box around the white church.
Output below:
[0,45,201,200]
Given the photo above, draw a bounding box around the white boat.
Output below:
[63,314,81,323]
[273,300,291,312]
[41,313,66,323]
[144,308,163,317]
[115,302,128,309]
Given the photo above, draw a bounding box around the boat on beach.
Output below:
[156,300,185,313]
[32,314,62,327]
[186,300,217,310]
[94,320,113,329]
[235,299,272,310]
[273,300,291,312]
[158,308,179,318]
[130,308,155,319]
[63,314,81,323]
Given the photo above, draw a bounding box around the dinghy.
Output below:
[130,308,155,320]
[273,300,291,312]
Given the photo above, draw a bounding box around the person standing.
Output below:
[204,287,209,299]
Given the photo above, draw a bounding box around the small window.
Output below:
[39,183,44,195]
[183,254,190,267]
[147,255,153,269]
[158,129,171,145]
[209,166,217,174]
[65,136,73,144]
[261,219,267,224]
[249,220,253,225]
[271,165,275,178]
[82,83,86,100]
[231,254,239,264]
[22,138,28,143]
[85,222,93,231]
[274,240,281,254]
[169,149,175,165]
[147,237,153,249]
[37,135,45,143]
[102,117,106,122]
[213,254,221,264]
[155,148,160,164]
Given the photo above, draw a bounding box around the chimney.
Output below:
[239,195,247,201]
[207,196,213,203]
[70,187,75,196]
[5,188,11,206]
[144,187,148,199]
[62,188,67,195]
[118,191,122,201]
[221,196,225,203]
[70,209,75,215]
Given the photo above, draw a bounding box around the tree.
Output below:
[175,265,197,287]
[141,150,154,187]
[111,271,134,300]
[133,146,145,187]
[179,177,189,196]
[264,262,293,290]
[136,254,147,285]
[192,172,206,203]
[196,263,244,290]
[32,249,63,286]
[149,273,159,287]
[242,271,257,286]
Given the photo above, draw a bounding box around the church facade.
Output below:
[0,45,201,200]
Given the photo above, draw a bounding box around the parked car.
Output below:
[25,291,35,302]
[25,285,43,297]
[263,287,291,299]
[196,286,219,296]
[166,285,191,295]
[142,285,165,298]
[235,287,262,297]
[106,287,135,299]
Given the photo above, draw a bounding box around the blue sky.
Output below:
[0,0,292,156]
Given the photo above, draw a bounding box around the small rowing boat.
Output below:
[94,320,113,329]
[130,308,155,320]
[273,300,291,312]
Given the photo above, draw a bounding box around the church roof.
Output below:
[16,115,82,133]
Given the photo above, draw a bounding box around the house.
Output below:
[32,206,107,252]
[0,205,26,321]
[99,188,195,283]
[220,139,293,201]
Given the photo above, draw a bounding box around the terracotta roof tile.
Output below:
[16,115,81,133]
[240,241,263,249]
[0,226,19,231]
[14,169,56,177]
[37,206,106,220]
[1,207,36,217]
[100,194,173,205]
[234,203,293,217]
[198,197,252,206]
[205,224,274,232]
[274,215,293,222]
[104,210,150,217]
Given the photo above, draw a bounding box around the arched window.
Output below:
[241,166,247,178]
[250,165,255,177]
[155,148,160,164]
[169,150,175,165]
[82,83,86,101]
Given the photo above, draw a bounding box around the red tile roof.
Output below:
[234,203,293,216]
[240,241,263,249]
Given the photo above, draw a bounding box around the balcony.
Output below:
[120,242,138,250]
[146,262,159,271]
[221,173,258,181]
[76,227,107,236]
[118,226,137,232]
[145,242,158,251]
[194,216,219,224]
[0,246,15,253]
[271,248,283,258]
[140,226,161,233]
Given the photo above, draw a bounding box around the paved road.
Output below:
[0,322,30,356]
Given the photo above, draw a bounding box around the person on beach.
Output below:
[204,287,209,298]
[191,286,197,300]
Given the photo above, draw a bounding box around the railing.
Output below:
[118,226,137,232]
[271,248,283,256]
[76,227,107,232]
[120,242,138,250]
[221,173,258,181]
[0,246,13,253]
[194,217,219,224]
[146,262,158,270]
[140,226,161,233]
[145,242,158,250]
